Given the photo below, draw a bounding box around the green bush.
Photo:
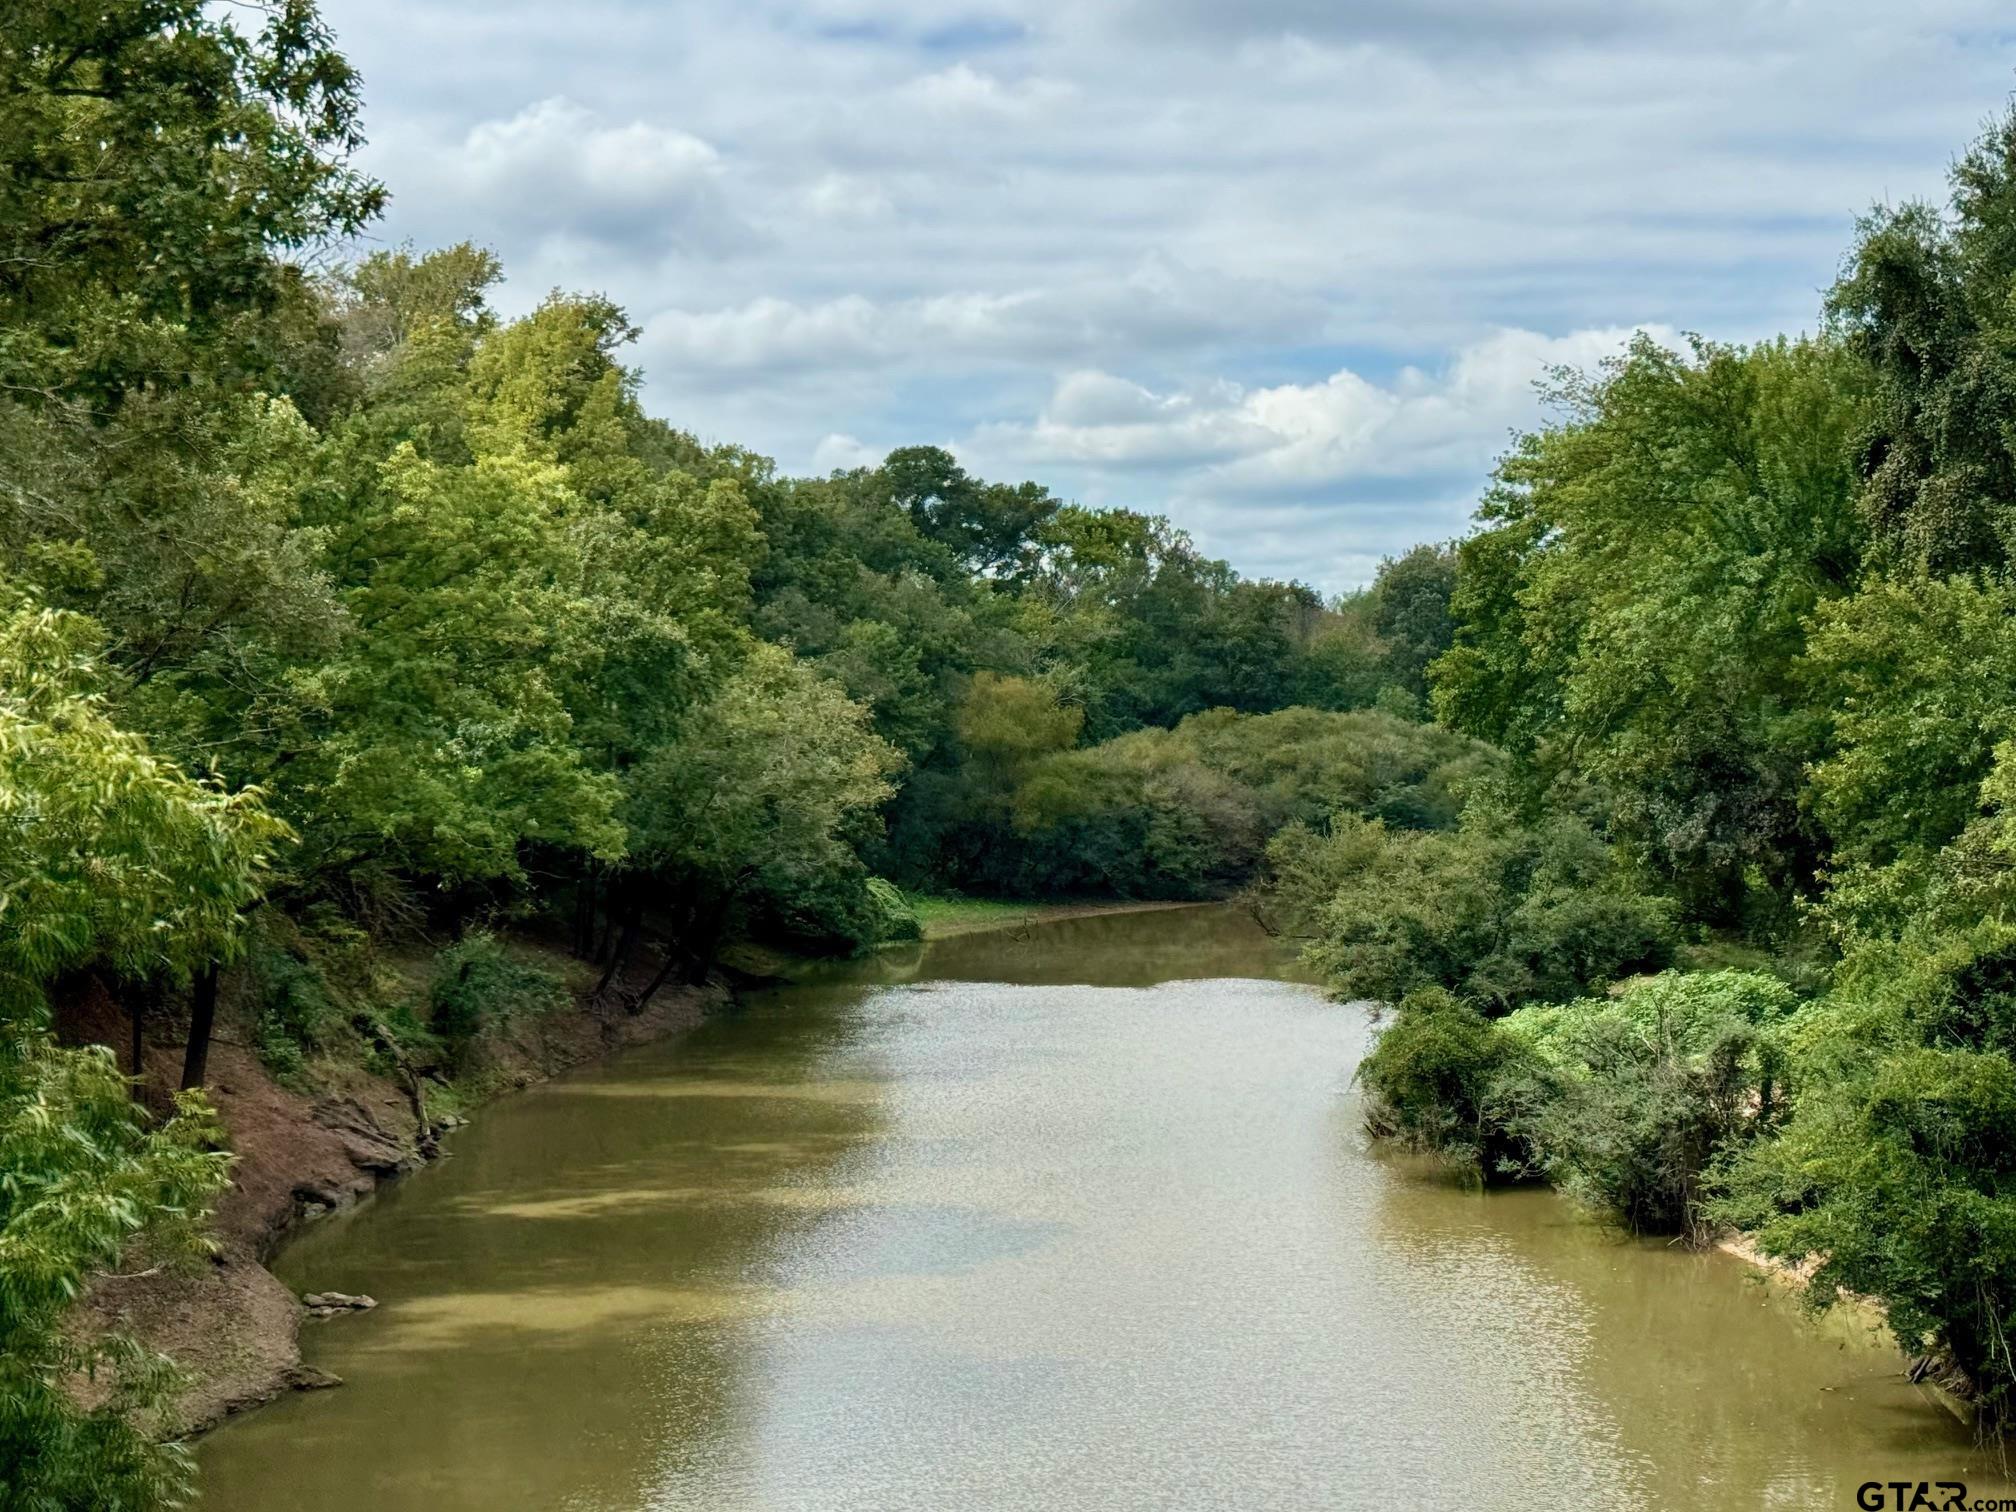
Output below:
[1713,1043,2016,1433]
[1359,971,1803,1235]
[865,877,922,943]
[907,705,1499,902]
[247,941,344,1083]
[1499,972,1799,1236]
[1710,927,2016,1431]
[1272,797,1677,1012]
[1355,987,1538,1172]
[427,934,567,1065]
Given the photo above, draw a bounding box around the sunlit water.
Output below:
[199,906,2010,1509]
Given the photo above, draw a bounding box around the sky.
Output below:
[319,0,2016,590]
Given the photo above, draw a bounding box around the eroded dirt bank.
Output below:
[76,973,725,1436]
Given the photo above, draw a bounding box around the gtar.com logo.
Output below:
[1857,1483,1967,1511]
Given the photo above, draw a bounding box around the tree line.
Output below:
[1259,111,2016,1443]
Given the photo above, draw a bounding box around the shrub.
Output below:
[865,877,922,943]
[1713,1044,2016,1433]
[912,705,1499,902]
[1499,971,1799,1236]
[247,941,343,1083]
[427,934,566,1066]
[1710,927,2016,1431]
[1355,987,1538,1172]
[1275,798,1678,1012]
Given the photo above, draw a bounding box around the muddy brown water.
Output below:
[199,906,2012,1510]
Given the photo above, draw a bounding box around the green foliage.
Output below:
[1268,797,1677,1012]
[863,879,922,944]
[0,1036,230,1510]
[922,704,1495,901]
[38,0,2016,1464]
[1498,972,1798,1236]
[626,642,902,949]
[1429,335,1866,917]
[1020,505,1329,735]
[1713,1038,2016,1434]
[1803,573,2016,874]
[1355,987,1536,1171]
[245,940,340,1083]
[0,0,383,408]
[1828,105,2016,573]
[0,605,256,1507]
[427,935,566,1065]
[0,604,285,1011]
[1361,971,1802,1237]
[1367,544,1458,703]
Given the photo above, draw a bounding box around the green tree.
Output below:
[1368,544,1457,702]
[1803,573,2016,879]
[0,0,382,409]
[620,643,902,971]
[1267,797,1676,1012]
[1499,971,1798,1236]
[1827,106,2016,573]
[1430,336,1866,918]
[0,601,279,1508]
[1355,987,1537,1172]
[1714,1037,2016,1436]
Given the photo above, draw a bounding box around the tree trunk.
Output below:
[627,949,684,1015]
[592,883,620,963]
[573,867,599,959]
[180,965,220,1091]
[594,885,645,999]
[129,990,147,1097]
[628,900,702,1014]
[685,894,734,984]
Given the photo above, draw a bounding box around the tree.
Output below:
[1714,1035,2016,1436]
[1355,987,1537,1172]
[1430,336,1866,919]
[1368,544,1457,702]
[0,599,279,1507]
[1803,573,2016,878]
[1828,106,2016,574]
[1498,971,1798,1236]
[877,445,1059,578]
[0,602,284,1007]
[619,643,901,975]
[1267,797,1676,1013]
[0,0,382,410]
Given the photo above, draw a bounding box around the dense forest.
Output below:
[11,1,2016,1503]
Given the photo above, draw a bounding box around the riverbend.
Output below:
[200,906,2009,1510]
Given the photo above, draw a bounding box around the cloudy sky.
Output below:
[320,0,2016,589]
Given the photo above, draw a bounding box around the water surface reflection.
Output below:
[199,905,2005,1510]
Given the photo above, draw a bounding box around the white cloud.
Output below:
[391,97,751,256]
[953,326,1679,582]
[899,63,1073,117]
[802,172,894,221]
[320,0,2016,584]
[636,259,1322,379]
[978,325,1674,492]
[810,432,881,472]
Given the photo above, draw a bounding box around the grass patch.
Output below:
[908,895,1048,939]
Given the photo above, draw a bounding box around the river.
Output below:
[198,905,2010,1509]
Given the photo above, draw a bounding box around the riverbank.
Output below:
[77,942,726,1438]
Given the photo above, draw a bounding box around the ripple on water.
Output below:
[200,906,2008,1512]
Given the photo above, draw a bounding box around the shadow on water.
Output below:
[798,902,1316,991]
